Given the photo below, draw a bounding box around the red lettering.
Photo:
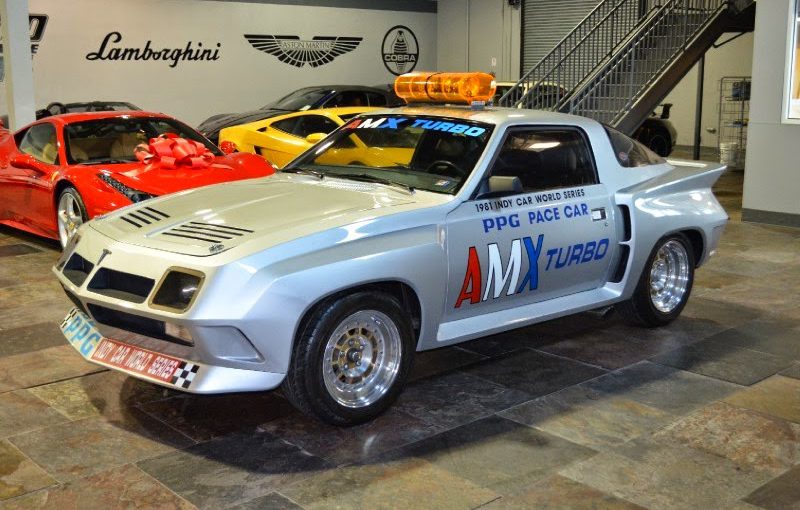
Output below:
[455,247,482,308]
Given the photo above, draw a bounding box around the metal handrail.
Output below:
[498,0,658,109]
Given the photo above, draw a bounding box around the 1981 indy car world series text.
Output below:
[55,73,727,425]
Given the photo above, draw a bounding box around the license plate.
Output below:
[59,308,200,389]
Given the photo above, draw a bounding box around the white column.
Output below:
[1,0,35,130]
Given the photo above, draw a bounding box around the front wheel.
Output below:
[57,187,88,248]
[616,233,695,327]
[282,291,415,426]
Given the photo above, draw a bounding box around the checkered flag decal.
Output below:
[171,362,200,389]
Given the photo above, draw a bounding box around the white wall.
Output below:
[0,0,437,126]
[742,0,800,222]
[437,0,521,80]
[662,32,754,147]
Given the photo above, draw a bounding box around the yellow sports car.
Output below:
[219,106,376,168]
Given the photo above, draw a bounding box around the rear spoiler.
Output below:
[622,160,726,197]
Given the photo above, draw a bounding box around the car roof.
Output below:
[34,110,172,127]
[370,105,601,130]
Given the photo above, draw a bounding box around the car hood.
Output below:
[90,173,428,257]
[197,109,287,137]
[94,153,274,196]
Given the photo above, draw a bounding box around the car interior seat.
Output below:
[110,133,143,159]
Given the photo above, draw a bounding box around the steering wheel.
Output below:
[425,160,466,178]
[45,102,67,116]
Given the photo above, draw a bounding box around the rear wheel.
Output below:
[57,187,87,248]
[616,233,694,327]
[282,291,415,425]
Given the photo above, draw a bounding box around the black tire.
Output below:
[647,130,671,157]
[616,233,695,327]
[56,187,88,248]
[282,291,415,426]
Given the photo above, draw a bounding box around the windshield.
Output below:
[263,88,333,111]
[64,117,222,165]
[285,114,494,194]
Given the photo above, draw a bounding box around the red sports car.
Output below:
[0,111,275,246]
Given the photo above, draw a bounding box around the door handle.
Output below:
[591,208,606,221]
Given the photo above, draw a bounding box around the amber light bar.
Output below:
[394,72,496,105]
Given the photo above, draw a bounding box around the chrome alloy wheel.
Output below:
[322,310,402,409]
[649,239,690,313]
[57,192,84,247]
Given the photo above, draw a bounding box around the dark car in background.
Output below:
[198,85,405,144]
[0,101,141,128]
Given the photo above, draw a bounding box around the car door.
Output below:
[444,126,618,320]
[3,122,61,231]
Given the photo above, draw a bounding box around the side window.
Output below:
[327,91,369,108]
[487,128,597,193]
[293,115,339,138]
[17,123,59,164]
[272,117,300,135]
[605,125,664,167]
[366,92,387,107]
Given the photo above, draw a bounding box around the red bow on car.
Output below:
[135,133,214,169]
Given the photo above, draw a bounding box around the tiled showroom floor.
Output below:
[1,151,799,509]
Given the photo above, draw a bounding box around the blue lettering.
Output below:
[517,234,544,292]
[464,127,486,137]
[449,124,468,134]
[381,117,406,129]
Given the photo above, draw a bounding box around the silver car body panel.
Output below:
[53,106,727,393]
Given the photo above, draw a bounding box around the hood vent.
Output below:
[160,221,254,244]
[120,207,170,229]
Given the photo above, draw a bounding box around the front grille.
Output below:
[63,253,94,287]
[87,268,155,303]
[119,206,170,229]
[160,222,254,244]
[86,304,191,346]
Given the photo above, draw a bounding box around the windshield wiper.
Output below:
[80,158,135,165]
[282,167,324,179]
[332,172,414,194]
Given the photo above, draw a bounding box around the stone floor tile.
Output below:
[481,474,646,510]
[0,391,68,439]
[500,385,673,450]
[395,371,531,430]
[0,440,55,501]
[560,438,773,510]
[408,346,486,382]
[138,430,331,510]
[694,267,750,290]
[461,349,606,398]
[782,363,800,380]
[28,371,176,421]
[655,401,800,475]
[0,304,74,333]
[650,337,793,385]
[0,323,65,358]
[0,245,41,258]
[679,297,764,329]
[705,320,800,360]
[723,375,800,424]
[260,407,443,466]
[0,464,195,510]
[0,347,104,394]
[281,456,497,510]
[582,361,741,415]
[138,392,294,442]
[743,464,800,510]
[392,415,596,495]
[9,411,193,482]
[228,493,303,510]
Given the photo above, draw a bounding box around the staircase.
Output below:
[499,0,755,134]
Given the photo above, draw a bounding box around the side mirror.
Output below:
[477,175,523,199]
[305,132,326,144]
[219,140,237,155]
[10,153,45,172]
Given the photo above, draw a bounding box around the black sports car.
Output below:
[198,85,404,144]
[0,101,141,128]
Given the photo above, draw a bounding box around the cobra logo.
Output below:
[381,25,418,75]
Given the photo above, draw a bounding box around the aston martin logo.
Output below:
[244,34,362,68]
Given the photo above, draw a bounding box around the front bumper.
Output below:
[59,307,284,393]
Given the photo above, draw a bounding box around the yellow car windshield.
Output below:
[285,115,493,194]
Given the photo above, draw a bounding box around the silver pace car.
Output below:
[54,74,727,425]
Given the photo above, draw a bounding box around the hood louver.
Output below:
[119,207,170,229]
[160,222,254,244]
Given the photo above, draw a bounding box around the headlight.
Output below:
[98,173,154,203]
[151,268,204,312]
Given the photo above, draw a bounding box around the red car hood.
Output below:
[94,153,274,196]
